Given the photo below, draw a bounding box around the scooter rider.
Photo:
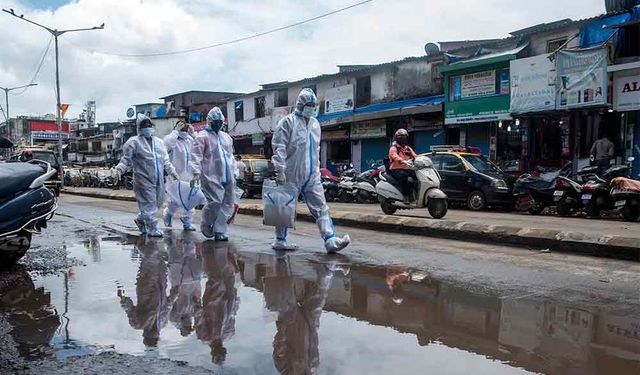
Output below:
[388,129,417,200]
[114,114,179,237]
[271,88,350,253]
[163,120,200,231]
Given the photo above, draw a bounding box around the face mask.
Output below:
[179,131,189,139]
[209,121,223,132]
[397,137,408,146]
[302,106,315,118]
[139,127,155,138]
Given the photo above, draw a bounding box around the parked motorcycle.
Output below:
[376,156,448,219]
[581,164,631,218]
[0,160,58,267]
[514,163,573,215]
[354,165,384,203]
[321,174,341,202]
[610,177,640,222]
[552,165,593,216]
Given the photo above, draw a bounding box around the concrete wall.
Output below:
[528,25,581,57]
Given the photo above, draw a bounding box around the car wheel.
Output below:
[467,190,486,211]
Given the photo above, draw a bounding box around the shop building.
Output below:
[227,56,445,172]
[441,43,525,167]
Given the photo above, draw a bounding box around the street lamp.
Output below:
[2,8,104,175]
[0,83,38,136]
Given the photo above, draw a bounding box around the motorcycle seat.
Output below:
[0,163,45,198]
[382,173,403,191]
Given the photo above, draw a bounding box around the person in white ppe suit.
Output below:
[163,120,200,231]
[192,107,236,241]
[114,114,178,237]
[271,88,350,253]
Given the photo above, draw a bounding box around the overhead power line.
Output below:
[11,35,53,96]
[89,0,373,58]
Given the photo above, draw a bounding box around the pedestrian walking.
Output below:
[235,154,246,188]
[270,88,350,253]
[113,114,178,237]
[192,107,236,240]
[162,120,200,231]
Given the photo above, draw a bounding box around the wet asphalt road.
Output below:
[1,195,640,374]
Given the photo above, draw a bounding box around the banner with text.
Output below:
[556,47,608,109]
[510,54,556,113]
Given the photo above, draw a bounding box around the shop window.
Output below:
[255,96,266,118]
[92,141,101,152]
[356,76,371,107]
[234,101,244,122]
[547,38,567,53]
[274,88,288,107]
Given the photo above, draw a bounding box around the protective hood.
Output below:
[206,107,225,125]
[294,88,318,117]
[136,113,154,135]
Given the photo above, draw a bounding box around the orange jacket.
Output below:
[389,145,417,170]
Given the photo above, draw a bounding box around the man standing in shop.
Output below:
[590,132,614,175]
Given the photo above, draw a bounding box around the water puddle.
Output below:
[1,232,639,374]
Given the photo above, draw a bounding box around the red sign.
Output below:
[30,120,69,132]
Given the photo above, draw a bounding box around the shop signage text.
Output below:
[556,47,608,109]
[613,70,640,112]
[510,54,556,113]
[31,131,69,140]
[325,84,354,114]
[351,120,386,139]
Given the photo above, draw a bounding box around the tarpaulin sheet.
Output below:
[580,13,632,48]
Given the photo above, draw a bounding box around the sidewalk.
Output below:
[62,187,640,260]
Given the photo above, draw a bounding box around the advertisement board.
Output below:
[613,69,640,112]
[350,120,386,139]
[31,131,69,140]
[556,47,608,109]
[324,84,354,114]
[450,70,497,101]
[510,54,556,113]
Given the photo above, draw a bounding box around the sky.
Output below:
[0,0,605,123]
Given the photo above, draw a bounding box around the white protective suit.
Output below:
[192,107,236,239]
[271,89,350,253]
[163,129,198,229]
[116,114,176,236]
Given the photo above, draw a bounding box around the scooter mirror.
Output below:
[628,157,635,162]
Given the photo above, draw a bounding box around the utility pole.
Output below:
[0,83,38,138]
[2,8,104,177]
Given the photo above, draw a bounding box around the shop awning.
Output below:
[440,44,528,73]
[316,94,444,126]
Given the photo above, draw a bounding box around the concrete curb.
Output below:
[63,189,640,260]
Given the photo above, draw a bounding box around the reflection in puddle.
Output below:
[0,233,639,374]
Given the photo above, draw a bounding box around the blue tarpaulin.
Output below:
[580,12,632,48]
[316,94,444,124]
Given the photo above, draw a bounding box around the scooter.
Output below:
[338,175,357,203]
[376,156,448,219]
[354,165,383,204]
[0,160,58,267]
[322,175,341,202]
[514,163,573,215]
[581,163,631,218]
[610,177,640,222]
[552,165,593,216]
